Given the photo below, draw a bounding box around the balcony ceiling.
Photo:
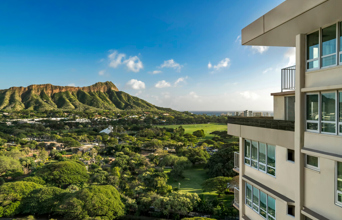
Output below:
[242,0,342,47]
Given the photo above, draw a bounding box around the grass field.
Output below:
[157,123,227,140]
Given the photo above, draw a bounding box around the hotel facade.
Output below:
[229,0,342,219]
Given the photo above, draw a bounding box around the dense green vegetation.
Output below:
[0,111,239,219]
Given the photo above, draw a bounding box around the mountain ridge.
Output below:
[0,81,164,112]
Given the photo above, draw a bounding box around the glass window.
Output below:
[322,24,337,67]
[253,187,259,211]
[306,155,319,171]
[337,162,342,204]
[307,31,319,69]
[267,145,276,176]
[268,196,276,220]
[259,191,267,218]
[321,92,336,133]
[245,140,251,165]
[340,22,342,63]
[251,141,258,169]
[259,143,266,172]
[307,94,319,131]
[246,183,252,207]
[339,92,342,132]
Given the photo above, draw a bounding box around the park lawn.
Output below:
[164,165,234,205]
[157,123,227,140]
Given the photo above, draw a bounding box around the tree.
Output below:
[192,129,205,138]
[205,145,238,177]
[23,176,46,185]
[0,156,22,178]
[38,149,48,162]
[61,185,125,220]
[36,161,89,187]
[179,148,210,165]
[202,176,232,197]
[146,139,163,150]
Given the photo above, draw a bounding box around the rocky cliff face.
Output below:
[0,81,159,111]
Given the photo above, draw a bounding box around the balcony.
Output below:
[228,117,294,131]
[233,187,240,210]
[233,152,239,173]
[281,65,295,92]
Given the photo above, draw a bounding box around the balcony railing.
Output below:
[228,116,295,131]
[233,152,239,173]
[281,65,296,92]
[233,187,240,210]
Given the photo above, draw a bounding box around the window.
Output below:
[306,94,319,131]
[285,96,295,121]
[246,183,252,207]
[305,155,320,171]
[321,92,336,133]
[340,22,342,63]
[307,31,319,70]
[251,141,258,169]
[337,162,342,206]
[339,92,342,133]
[259,143,267,172]
[288,205,295,217]
[267,145,276,176]
[321,24,337,67]
[245,140,251,165]
[287,149,295,162]
[244,139,276,176]
[245,183,276,219]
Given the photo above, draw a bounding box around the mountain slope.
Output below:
[0,81,164,111]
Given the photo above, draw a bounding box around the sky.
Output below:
[0,0,295,111]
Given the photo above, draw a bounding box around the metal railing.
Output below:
[281,65,296,92]
[234,152,239,172]
[228,116,295,131]
[234,187,240,209]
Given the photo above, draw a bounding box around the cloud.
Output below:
[208,62,212,69]
[126,79,145,90]
[107,50,143,72]
[123,56,143,72]
[235,35,241,43]
[251,46,269,54]
[213,58,231,70]
[149,70,162,74]
[189,91,199,99]
[284,48,296,66]
[159,59,182,72]
[135,91,143,96]
[240,91,260,100]
[262,68,273,74]
[155,80,171,88]
[67,83,76,87]
[98,70,106,76]
[174,76,188,86]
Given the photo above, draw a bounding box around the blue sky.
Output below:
[0,0,294,111]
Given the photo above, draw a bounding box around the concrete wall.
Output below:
[274,96,285,120]
[305,65,342,89]
[304,132,342,155]
[227,124,294,150]
[304,157,342,219]
[244,145,296,201]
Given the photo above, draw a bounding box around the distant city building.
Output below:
[253,112,262,117]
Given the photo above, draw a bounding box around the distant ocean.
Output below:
[189,111,273,116]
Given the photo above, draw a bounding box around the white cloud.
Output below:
[67,83,76,87]
[235,35,241,43]
[240,91,260,100]
[251,46,269,54]
[262,68,273,74]
[155,80,171,88]
[126,79,145,90]
[149,70,162,74]
[107,50,143,72]
[213,58,231,70]
[189,91,199,99]
[284,48,296,66]
[174,76,188,86]
[208,62,212,69]
[123,56,143,72]
[98,70,106,76]
[159,59,182,72]
[135,91,143,96]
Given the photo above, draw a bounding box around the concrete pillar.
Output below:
[239,136,245,219]
[294,34,306,220]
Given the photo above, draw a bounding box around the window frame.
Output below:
[245,139,251,166]
[338,91,342,135]
[306,29,321,71]
[321,23,338,69]
[266,144,276,177]
[320,91,337,135]
[336,161,342,207]
[251,141,259,170]
[306,92,320,133]
[259,142,267,173]
[305,155,320,172]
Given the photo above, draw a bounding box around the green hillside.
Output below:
[0,81,165,112]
